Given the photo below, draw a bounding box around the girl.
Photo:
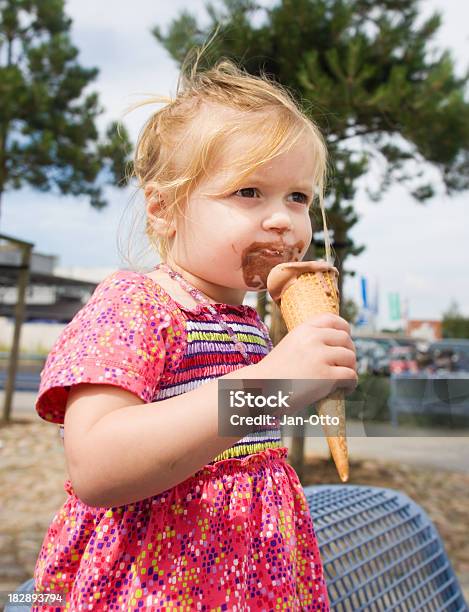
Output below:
[32,54,357,611]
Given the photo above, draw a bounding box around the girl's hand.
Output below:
[252,312,358,412]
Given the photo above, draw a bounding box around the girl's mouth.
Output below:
[259,249,284,257]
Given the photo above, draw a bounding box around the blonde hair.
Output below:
[123,33,331,264]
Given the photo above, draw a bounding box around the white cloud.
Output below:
[345,180,469,321]
[66,0,207,34]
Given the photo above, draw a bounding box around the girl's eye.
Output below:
[233,188,310,205]
[235,187,257,198]
[290,192,310,205]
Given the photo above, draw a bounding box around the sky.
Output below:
[2,0,468,329]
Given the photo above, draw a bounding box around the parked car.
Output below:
[428,339,469,373]
[371,344,392,376]
[353,339,380,375]
[352,337,399,376]
[388,345,419,375]
[393,338,418,348]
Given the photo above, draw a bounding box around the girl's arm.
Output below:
[64,363,263,508]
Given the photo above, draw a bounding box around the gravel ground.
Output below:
[1,416,468,604]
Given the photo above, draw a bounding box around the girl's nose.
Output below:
[261,211,293,233]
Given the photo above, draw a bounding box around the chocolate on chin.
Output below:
[241,241,306,290]
[266,260,349,483]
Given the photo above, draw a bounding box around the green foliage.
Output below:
[0,0,132,218]
[442,317,469,339]
[442,301,469,339]
[342,296,359,324]
[348,372,391,422]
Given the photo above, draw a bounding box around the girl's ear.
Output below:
[145,186,163,217]
[145,188,176,238]
[151,217,176,238]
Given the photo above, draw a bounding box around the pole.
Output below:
[2,243,32,422]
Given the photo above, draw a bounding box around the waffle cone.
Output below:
[280,270,349,482]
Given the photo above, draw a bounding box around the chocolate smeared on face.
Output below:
[241,240,305,289]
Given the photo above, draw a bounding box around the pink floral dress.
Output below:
[32,269,330,611]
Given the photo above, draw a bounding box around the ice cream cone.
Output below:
[267,261,349,482]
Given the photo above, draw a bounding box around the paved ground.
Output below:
[5,391,469,473]
[301,420,469,473]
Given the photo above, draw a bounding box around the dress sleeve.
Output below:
[35,271,174,424]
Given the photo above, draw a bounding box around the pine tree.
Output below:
[442,301,469,339]
[0,0,132,225]
[152,0,469,314]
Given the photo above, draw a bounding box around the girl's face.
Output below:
[167,133,317,303]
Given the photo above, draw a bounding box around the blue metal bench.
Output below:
[4,486,468,611]
[304,484,468,611]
